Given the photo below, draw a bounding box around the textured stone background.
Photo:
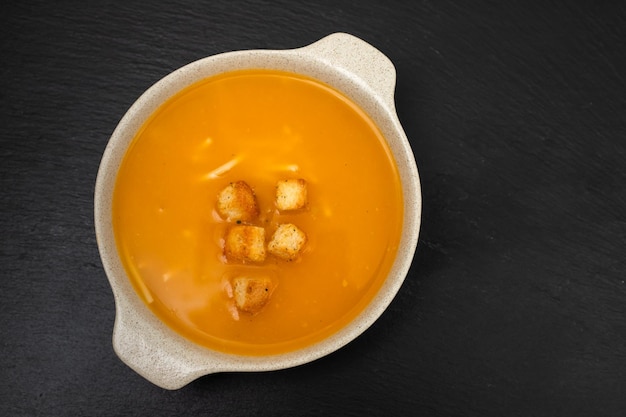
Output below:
[1,1,625,416]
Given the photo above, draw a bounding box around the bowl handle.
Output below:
[112,305,214,390]
[298,33,397,111]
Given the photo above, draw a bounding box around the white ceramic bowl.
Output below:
[95,32,421,389]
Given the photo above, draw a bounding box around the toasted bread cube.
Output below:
[268,223,307,261]
[217,181,260,222]
[275,179,307,211]
[232,276,275,314]
[224,225,266,263]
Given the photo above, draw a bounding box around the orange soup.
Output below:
[113,69,403,355]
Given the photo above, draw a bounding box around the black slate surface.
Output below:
[2,1,626,416]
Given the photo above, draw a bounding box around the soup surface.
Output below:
[113,69,403,355]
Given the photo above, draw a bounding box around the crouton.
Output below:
[217,181,259,222]
[268,223,307,261]
[275,178,307,211]
[232,276,276,314]
[224,225,266,263]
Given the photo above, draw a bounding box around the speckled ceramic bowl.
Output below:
[94,33,421,389]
